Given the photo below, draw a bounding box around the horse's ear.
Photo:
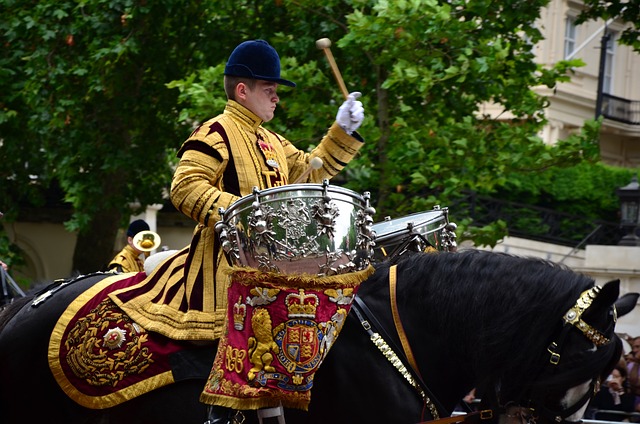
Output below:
[597,279,620,306]
[616,292,639,318]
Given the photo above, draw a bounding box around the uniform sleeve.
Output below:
[108,260,125,273]
[171,139,240,227]
[283,122,365,184]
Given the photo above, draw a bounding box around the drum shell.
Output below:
[371,209,450,261]
[219,183,373,276]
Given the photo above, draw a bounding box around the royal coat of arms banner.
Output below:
[200,266,373,410]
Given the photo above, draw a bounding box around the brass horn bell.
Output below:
[132,230,161,252]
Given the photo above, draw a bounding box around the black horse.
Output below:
[0,249,635,424]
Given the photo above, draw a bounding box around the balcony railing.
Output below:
[452,192,623,247]
[600,93,640,125]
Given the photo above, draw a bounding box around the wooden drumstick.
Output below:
[293,157,324,184]
[316,38,349,100]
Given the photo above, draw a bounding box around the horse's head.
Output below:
[497,280,637,424]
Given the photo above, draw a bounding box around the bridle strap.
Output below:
[535,379,597,423]
[389,264,422,379]
[530,366,609,423]
[524,285,616,422]
[561,286,610,347]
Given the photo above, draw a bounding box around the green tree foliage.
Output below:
[0,0,630,276]
[577,0,640,52]
[340,1,600,215]
[0,0,238,272]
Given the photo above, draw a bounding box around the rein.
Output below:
[354,264,615,424]
[389,265,421,378]
[352,265,493,424]
[351,295,441,417]
[391,264,494,424]
[351,295,443,420]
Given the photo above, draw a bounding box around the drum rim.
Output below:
[222,183,367,220]
[372,209,448,242]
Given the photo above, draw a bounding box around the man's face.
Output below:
[242,80,279,122]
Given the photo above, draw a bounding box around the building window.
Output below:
[564,17,577,59]
[603,31,616,94]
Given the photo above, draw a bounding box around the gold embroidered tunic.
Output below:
[107,245,145,274]
[111,101,365,341]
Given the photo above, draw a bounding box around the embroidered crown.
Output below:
[233,296,247,330]
[285,289,318,319]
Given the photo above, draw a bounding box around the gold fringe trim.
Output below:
[200,392,311,412]
[226,265,375,290]
[48,273,176,409]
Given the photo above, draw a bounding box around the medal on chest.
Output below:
[255,133,287,188]
[256,134,279,169]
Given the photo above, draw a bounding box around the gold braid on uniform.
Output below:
[232,118,265,190]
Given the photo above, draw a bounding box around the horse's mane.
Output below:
[368,249,595,395]
[0,295,34,334]
[0,271,85,335]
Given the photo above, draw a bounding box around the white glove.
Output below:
[336,92,364,135]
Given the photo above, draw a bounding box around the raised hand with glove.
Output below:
[336,92,364,135]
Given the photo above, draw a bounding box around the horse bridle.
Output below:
[352,271,617,424]
[521,285,617,424]
[476,285,618,424]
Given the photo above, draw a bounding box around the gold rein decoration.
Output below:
[369,333,439,419]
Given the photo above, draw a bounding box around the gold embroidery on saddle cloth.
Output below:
[65,298,153,386]
[48,273,175,409]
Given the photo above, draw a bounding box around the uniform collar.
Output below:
[124,244,144,258]
[224,100,263,131]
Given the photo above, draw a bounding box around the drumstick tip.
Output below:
[310,157,323,170]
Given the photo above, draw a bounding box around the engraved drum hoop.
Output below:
[216,180,376,276]
[371,207,455,261]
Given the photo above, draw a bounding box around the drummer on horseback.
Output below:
[110,39,367,423]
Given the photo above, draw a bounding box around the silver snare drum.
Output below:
[216,180,376,276]
[371,207,456,262]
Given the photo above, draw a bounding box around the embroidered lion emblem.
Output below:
[247,307,279,382]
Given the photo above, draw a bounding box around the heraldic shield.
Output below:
[201,266,374,410]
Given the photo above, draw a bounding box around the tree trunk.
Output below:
[375,65,391,214]
[72,206,122,274]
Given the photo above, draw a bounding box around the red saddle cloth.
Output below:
[48,272,201,409]
[200,266,373,411]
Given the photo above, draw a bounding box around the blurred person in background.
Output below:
[108,219,153,274]
[588,362,637,421]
